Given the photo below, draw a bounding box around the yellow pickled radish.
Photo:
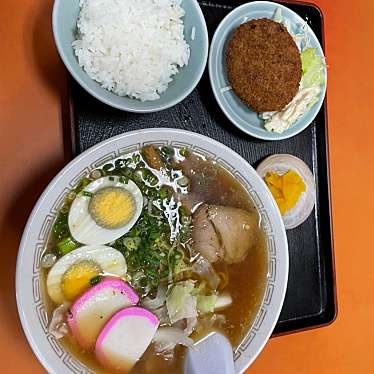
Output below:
[264,170,306,215]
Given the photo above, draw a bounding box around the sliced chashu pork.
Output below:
[192,204,260,264]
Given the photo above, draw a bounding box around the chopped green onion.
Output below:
[179,147,189,157]
[133,169,143,181]
[57,237,79,255]
[181,215,192,225]
[114,211,173,293]
[60,204,69,214]
[132,154,141,164]
[119,176,129,184]
[52,211,69,240]
[74,178,91,194]
[120,167,133,177]
[115,159,125,169]
[83,191,93,197]
[67,191,77,201]
[159,187,169,200]
[179,206,190,217]
[109,176,115,181]
[123,237,140,251]
[103,163,114,172]
[161,146,175,159]
[149,232,161,240]
[143,169,158,186]
[90,275,102,286]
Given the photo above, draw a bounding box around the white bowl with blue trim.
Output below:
[16,129,288,373]
[209,1,327,140]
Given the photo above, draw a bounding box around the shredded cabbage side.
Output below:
[261,8,326,134]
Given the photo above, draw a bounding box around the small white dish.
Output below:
[257,154,316,229]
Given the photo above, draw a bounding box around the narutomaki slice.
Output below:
[67,278,139,350]
[95,307,159,371]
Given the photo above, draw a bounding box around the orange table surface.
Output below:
[1,0,373,372]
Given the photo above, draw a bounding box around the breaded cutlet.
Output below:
[226,18,302,112]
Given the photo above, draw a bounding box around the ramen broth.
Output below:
[42,148,268,373]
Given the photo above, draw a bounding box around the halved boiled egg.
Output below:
[69,176,143,245]
[46,245,127,304]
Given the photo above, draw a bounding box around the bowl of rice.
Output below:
[52,0,208,113]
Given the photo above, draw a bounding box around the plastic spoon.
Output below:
[184,332,235,374]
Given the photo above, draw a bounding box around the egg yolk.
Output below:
[264,170,306,215]
[89,187,135,229]
[62,260,101,301]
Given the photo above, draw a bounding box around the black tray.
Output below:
[63,0,336,336]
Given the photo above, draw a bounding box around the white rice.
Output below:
[73,0,190,101]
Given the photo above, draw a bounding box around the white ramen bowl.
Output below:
[16,129,288,373]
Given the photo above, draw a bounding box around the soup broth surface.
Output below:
[42,148,268,373]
